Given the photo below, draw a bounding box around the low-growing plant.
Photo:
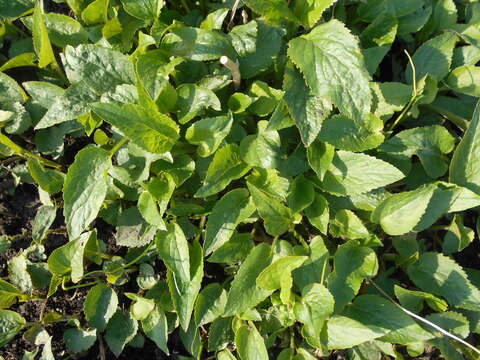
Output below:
[1,0,480,358]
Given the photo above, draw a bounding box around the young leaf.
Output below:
[166,240,204,330]
[27,158,65,194]
[288,20,371,120]
[32,205,56,244]
[294,0,335,28]
[84,283,118,332]
[204,189,256,255]
[164,27,236,61]
[235,323,268,360]
[239,121,282,169]
[105,310,138,357]
[287,175,315,213]
[91,103,179,154]
[156,223,190,285]
[176,84,221,124]
[247,180,293,236]
[141,306,169,355]
[294,283,334,348]
[328,241,378,312]
[318,114,385,152]
[407,252,480,311]
[307,139,334,181]
[63,145,111,238]
[47,232,89,283]
[406,32,457,82]
[380,125,456,178]
[224,244,274,317]
[321,151,404,196]
[446,65,480,97]
[186,113,233,157]
[257,256,307,303]
[450,100,480,193]
[283,64,331,146]
[120,0,164,21]
[63,328,97,354]
[0,310,26,347]
[194,283,227,326]
[32,1,56,68]
[195,144,250,198]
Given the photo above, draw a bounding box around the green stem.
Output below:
[0,132,62,170]
[123,241,156,269]
[110,137,128,156]
[62,280,99,291]
[180,0,190,12]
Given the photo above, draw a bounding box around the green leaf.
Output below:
[208,233,254,264]
[237,21,285,79]
[32,2,56,68]
[204,189,256,255]
[23,13,88,47]
[63,146,111,238]
[224,244,274,317]
[445,65,480,97]
[0,0,34,19]
[0,52,36,72]
[380,125,455,178]
[0,310,26,347]
[141,306,169,355]
[0,280,25,309]
[47,232,89,283]
[81,0,108,24]
[406,32,457,82]
[294,283,334,348]
[307,140,334,181]
[167,239,203,330]
[194,283,227,326]
[91,103,179,154]
[200,8,230,30]
[257,256,307,303]
[235,323,268,360]
[63,328,97,354]
[293,236,330,290]
[328,241,378,312]
[164,27,236,61]
[288,20,371,120]
[321,150,404,196]
[318,113,384,152]
[0,73,26,104]
[287,175,314,213]
[330,209,369,241]
[293,0,335,28]
[105,310,138,357]
[186,113,233,157]
[247,180,293,236]
[283,64,331,146]
[443,214,475,255]
[32,205,56,244]
[120,0,164,21]
[371,183,436,236]
[195,144,250,198]
[339,295,432,346]
[425,311,469,338]
[244,0,298,22]
[176,83,221,124]
[239,121,282,169]
[84,283,118,332]
[394,285,448,313]
[156,223,190,285]
[407,252,480,311]
[370,82,413,121]
[27,158,65,194]
[450,100,480,193]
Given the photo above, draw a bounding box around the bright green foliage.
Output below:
[63,146,111,238]
[288,20,371,120]
[2,1,480,359]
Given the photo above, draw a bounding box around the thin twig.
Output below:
[368,280,480,356]
[228,0,242,29]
